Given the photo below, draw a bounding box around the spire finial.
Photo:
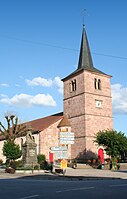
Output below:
[78,11,94,70]
[81,9,87,27]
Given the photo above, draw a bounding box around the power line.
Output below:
[0,34,78,51]
[0,34,127,60]
[92,52,127,60]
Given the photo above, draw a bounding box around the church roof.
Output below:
[57,115,71,128]
[62,25,110,81]
[26,112,63,132]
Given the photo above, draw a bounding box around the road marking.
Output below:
[19,195,39,199]
[109,184,127,187]
[56,187,94,193]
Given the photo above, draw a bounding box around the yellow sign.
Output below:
[60,159,67,169]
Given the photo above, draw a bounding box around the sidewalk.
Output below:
[65,168,127,180]
[0,167,127,180]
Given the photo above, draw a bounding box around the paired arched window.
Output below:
[71,79,76,92]
[94,78,101,90]
[98,79,101,90]
[94,78,97,89]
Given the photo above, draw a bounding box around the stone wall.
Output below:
[39,119,62,160]
[63,69,113,160]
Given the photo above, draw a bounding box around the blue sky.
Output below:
[0,0,127,134]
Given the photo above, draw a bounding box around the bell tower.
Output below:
[62,25,113,160]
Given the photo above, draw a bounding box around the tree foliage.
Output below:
[3,140,22,161]
[0,115,27,142]
[37,154,46,164]
[95,129,127,159]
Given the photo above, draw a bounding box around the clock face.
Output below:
[96,100,102,108]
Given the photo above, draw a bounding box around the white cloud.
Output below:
[26,76,63,94]
[53,76,63,94]
[0,93,56,108]
[26,77,52,87]
[111,84,127,114]
[0,83,9,87]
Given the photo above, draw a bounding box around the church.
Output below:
[62,25,113,160]
[0,25,113,162]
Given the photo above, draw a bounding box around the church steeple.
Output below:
[78,25,94,69]
[62,24,109,82]
[77,25,108,76]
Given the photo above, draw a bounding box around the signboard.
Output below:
[60,137,74,141]
[50,146,67,151]
[50,146,68,159]
[59,132,75,145]
[60,132,74,137]
[60,140,74,144]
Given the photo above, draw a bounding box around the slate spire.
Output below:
[78,25,94,69]
[62,24,109,81]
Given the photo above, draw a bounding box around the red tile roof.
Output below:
[25,112,63,132]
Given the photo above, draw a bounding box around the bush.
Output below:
[3,141,22,162]
[40,160,51,170]
[8,160,23,169]
[34,165,40,170]
[17,160,23,168]
[40,161,45,169]
[37,154,46,164]
[14,160,23,168]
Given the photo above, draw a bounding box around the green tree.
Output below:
[94,129,127,168]
[0,115,27,142]
[3,140,22,167]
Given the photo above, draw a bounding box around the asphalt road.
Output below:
[0,178,127,199]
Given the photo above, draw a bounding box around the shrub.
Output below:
[14,160,23,168]
[37,154,46,164]
[3,141,22,163]
[8,160,23,170]
[40,160,51,170]
[34,165,40,170]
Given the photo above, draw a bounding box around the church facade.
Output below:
[0,25,113,162]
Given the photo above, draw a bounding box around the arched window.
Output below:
[71,79,76,91]
[94,78,97,89]
[98,79,101,90]
[94,78,101,90]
